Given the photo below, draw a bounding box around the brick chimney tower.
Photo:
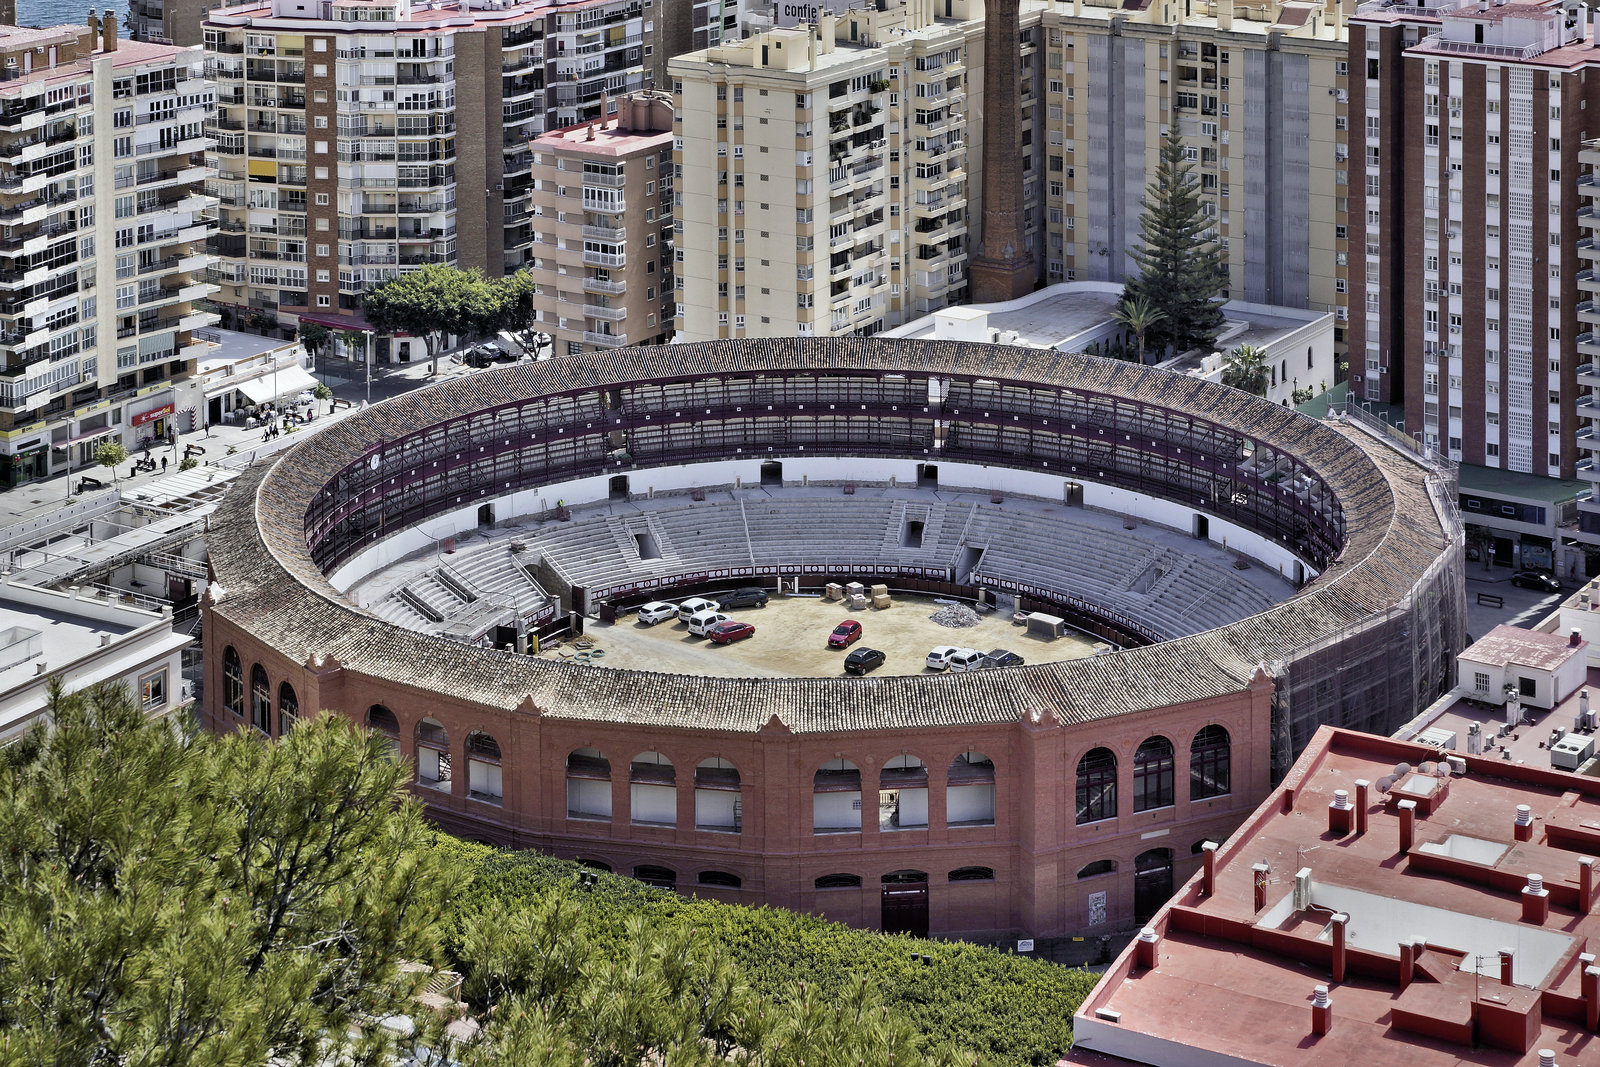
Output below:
[969,0,1034,303]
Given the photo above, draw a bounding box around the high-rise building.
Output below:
[527,91,675,355]
[0,16,218,491]
[670,2,984,342]
[1035,0,1348,330]
[201,0,654,344]
[1352,0,1592,478]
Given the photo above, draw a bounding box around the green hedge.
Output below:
[431,839,1094,1066]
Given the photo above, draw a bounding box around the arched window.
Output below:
[1133,736,1176,812]
[1076,747,1117,824]
[694,757,741,833]
[948,866,995,882]
[249,664,271,734]
[367,704,400,734]
[813,758,861,834]
[814,873,863,889]
[415,718,451,790]
[630,751,676,827]
[578,858,612,873]
[222,646,244,717]
[277,682,298,734]
[1190,724,1231,800]
[1076,859,1117,879]
[880,754,928,831]
[947,750,995,827]
[466,732,503,804]
[698,870,742,888]
[566,747,612,820]
[634,865,677,890]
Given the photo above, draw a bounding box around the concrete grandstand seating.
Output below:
[501,493,1290,639]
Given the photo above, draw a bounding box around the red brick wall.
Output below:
[203,604,1271,939]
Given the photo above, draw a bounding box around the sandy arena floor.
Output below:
[536,592,1101,678]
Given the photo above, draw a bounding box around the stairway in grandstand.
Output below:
[370,544,553,639]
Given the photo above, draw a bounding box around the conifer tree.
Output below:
[1122,131,1228,356]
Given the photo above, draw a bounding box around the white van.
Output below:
[687,609,731,637]
[678,597,721,621]
[945,648,986,673]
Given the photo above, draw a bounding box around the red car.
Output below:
[828,620,863,648]
[709,620,756,644]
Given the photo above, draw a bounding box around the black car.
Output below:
[980,649,1025,669]
[844,647,887,675]
[1511,570,1561,594]
[716,587,770,609]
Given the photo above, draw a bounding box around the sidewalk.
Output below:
[0,354,477,530]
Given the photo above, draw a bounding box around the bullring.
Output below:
[201,337,1465,939]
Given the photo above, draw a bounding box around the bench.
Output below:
[1477,592,1504,608]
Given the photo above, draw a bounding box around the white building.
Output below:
[884,281,1337,409]
[1455,623,1588,712]
[0,18,218,492]
[670,2,983,341]
[0,581,192,744]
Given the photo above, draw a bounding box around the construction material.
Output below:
[931,604,981,628]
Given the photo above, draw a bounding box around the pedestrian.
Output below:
[161,456,168,473]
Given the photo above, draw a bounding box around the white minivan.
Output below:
[678,597,721,621]
[687,609,732,637]
[945,648,986,673]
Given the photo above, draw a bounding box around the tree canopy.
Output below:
[0,684,457,1067]
[1122,131,1228,356]
[95,440,129,480]
[362,264,505,377]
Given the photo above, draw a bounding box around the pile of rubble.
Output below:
[929,604,981,629]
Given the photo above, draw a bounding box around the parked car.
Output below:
[636,601,678,626]
[945,648,986,672]
[844,647,887,675]
[1511,570,1561,593]
[677,597,721,621]
[926,645,965,670]
[687,609,732,636]
[462,343,501,368]
[717,587,770,609]
[829,619,863,648]
[981,649,1025,669]
[708,620,756,644]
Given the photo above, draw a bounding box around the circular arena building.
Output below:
[202,338,1465,940]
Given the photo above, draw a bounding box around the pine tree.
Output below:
[1122,131,1229,356]
[0,682,458,1067]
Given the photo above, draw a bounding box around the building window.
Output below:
[1473,672,1491,693]
[1076,859,1117,879]
[948,866,995,882]
[698,870,742,888]
[1133,736,1176,812]
[630,750,676,826]
[947,750,995,826]
[415,717,451,789]
[566,747,611,819]
[467,732,503,804]
[249,664,271,735]
[365,704,400,760]
[814,758,862,833]
[694,757,741,832]
[1190,725,1230,800]
[814,873,861,889]
[1076,747,1117,824]
[139,668,168,711]
[272,681,297,733]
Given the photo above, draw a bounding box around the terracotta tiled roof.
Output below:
[206,338,1454,734]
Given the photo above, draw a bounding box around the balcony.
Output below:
[1580,362,1600,388]
[583,276,626,294]
[581,223,625,242]
[584,303,627,321]
[583,330,627,347]
[582,249,625,268]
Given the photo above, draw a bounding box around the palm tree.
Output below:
[1113,296,1166,364]
[1221,344,1271,397]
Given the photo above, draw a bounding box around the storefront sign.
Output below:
[132,403,174,427]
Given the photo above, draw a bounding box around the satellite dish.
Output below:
[1376,775,1397,794]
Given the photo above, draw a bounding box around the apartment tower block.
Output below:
[0,17,217,489]
[1352,0,1596,477]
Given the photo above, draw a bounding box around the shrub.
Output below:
[434,843,1093,1066]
